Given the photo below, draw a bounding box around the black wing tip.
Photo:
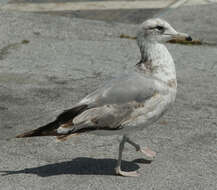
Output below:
[16,131,35,138]
[16,104,89,138]
[16,121,58,138]
[16,129,59,138]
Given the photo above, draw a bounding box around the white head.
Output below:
[137,18,192,44]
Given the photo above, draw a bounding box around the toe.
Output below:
[115,168,140,177]
[139,147,156,160]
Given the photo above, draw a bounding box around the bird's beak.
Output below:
[171,32,192,41]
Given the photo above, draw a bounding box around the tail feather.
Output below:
[16,104,89,138]
[16,121,58,138]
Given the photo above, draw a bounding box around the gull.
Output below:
[16,18,192,177]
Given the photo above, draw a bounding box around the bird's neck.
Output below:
[137,39,177,86]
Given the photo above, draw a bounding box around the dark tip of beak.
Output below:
[185,36,192,41]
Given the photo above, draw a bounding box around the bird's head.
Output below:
[137,18,192,43]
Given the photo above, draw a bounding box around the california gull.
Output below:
[16,18,192,177]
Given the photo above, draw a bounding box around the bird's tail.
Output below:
[16,121,59,138]
[16,104,89,138]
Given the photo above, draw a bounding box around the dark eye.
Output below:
[156,25,164,30]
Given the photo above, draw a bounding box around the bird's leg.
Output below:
[115,135,139,177]
[125,137,156,160]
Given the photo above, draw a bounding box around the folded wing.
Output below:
[16,73,166,139]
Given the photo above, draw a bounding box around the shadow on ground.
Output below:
[0,157,152,177]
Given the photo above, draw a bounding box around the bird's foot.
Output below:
[138,147,156,160]
[115,167,140,177]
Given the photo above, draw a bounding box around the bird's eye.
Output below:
[156,26,164,30]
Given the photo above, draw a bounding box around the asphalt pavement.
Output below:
[0,1,217,190]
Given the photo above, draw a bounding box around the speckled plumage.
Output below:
[57,19,178,136]
[16,18,192,177]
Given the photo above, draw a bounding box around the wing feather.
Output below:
[79,72,159,107]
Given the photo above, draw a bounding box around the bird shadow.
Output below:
[0,157,152,177]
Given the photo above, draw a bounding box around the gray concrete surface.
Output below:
[161,4,217,43]
[0,3,217,190]
[0,0,9,5]
[1,0,171,24]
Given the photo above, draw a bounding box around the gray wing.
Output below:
[56,72,168,134]
[17,72,168,139]
[79,72,160,107]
